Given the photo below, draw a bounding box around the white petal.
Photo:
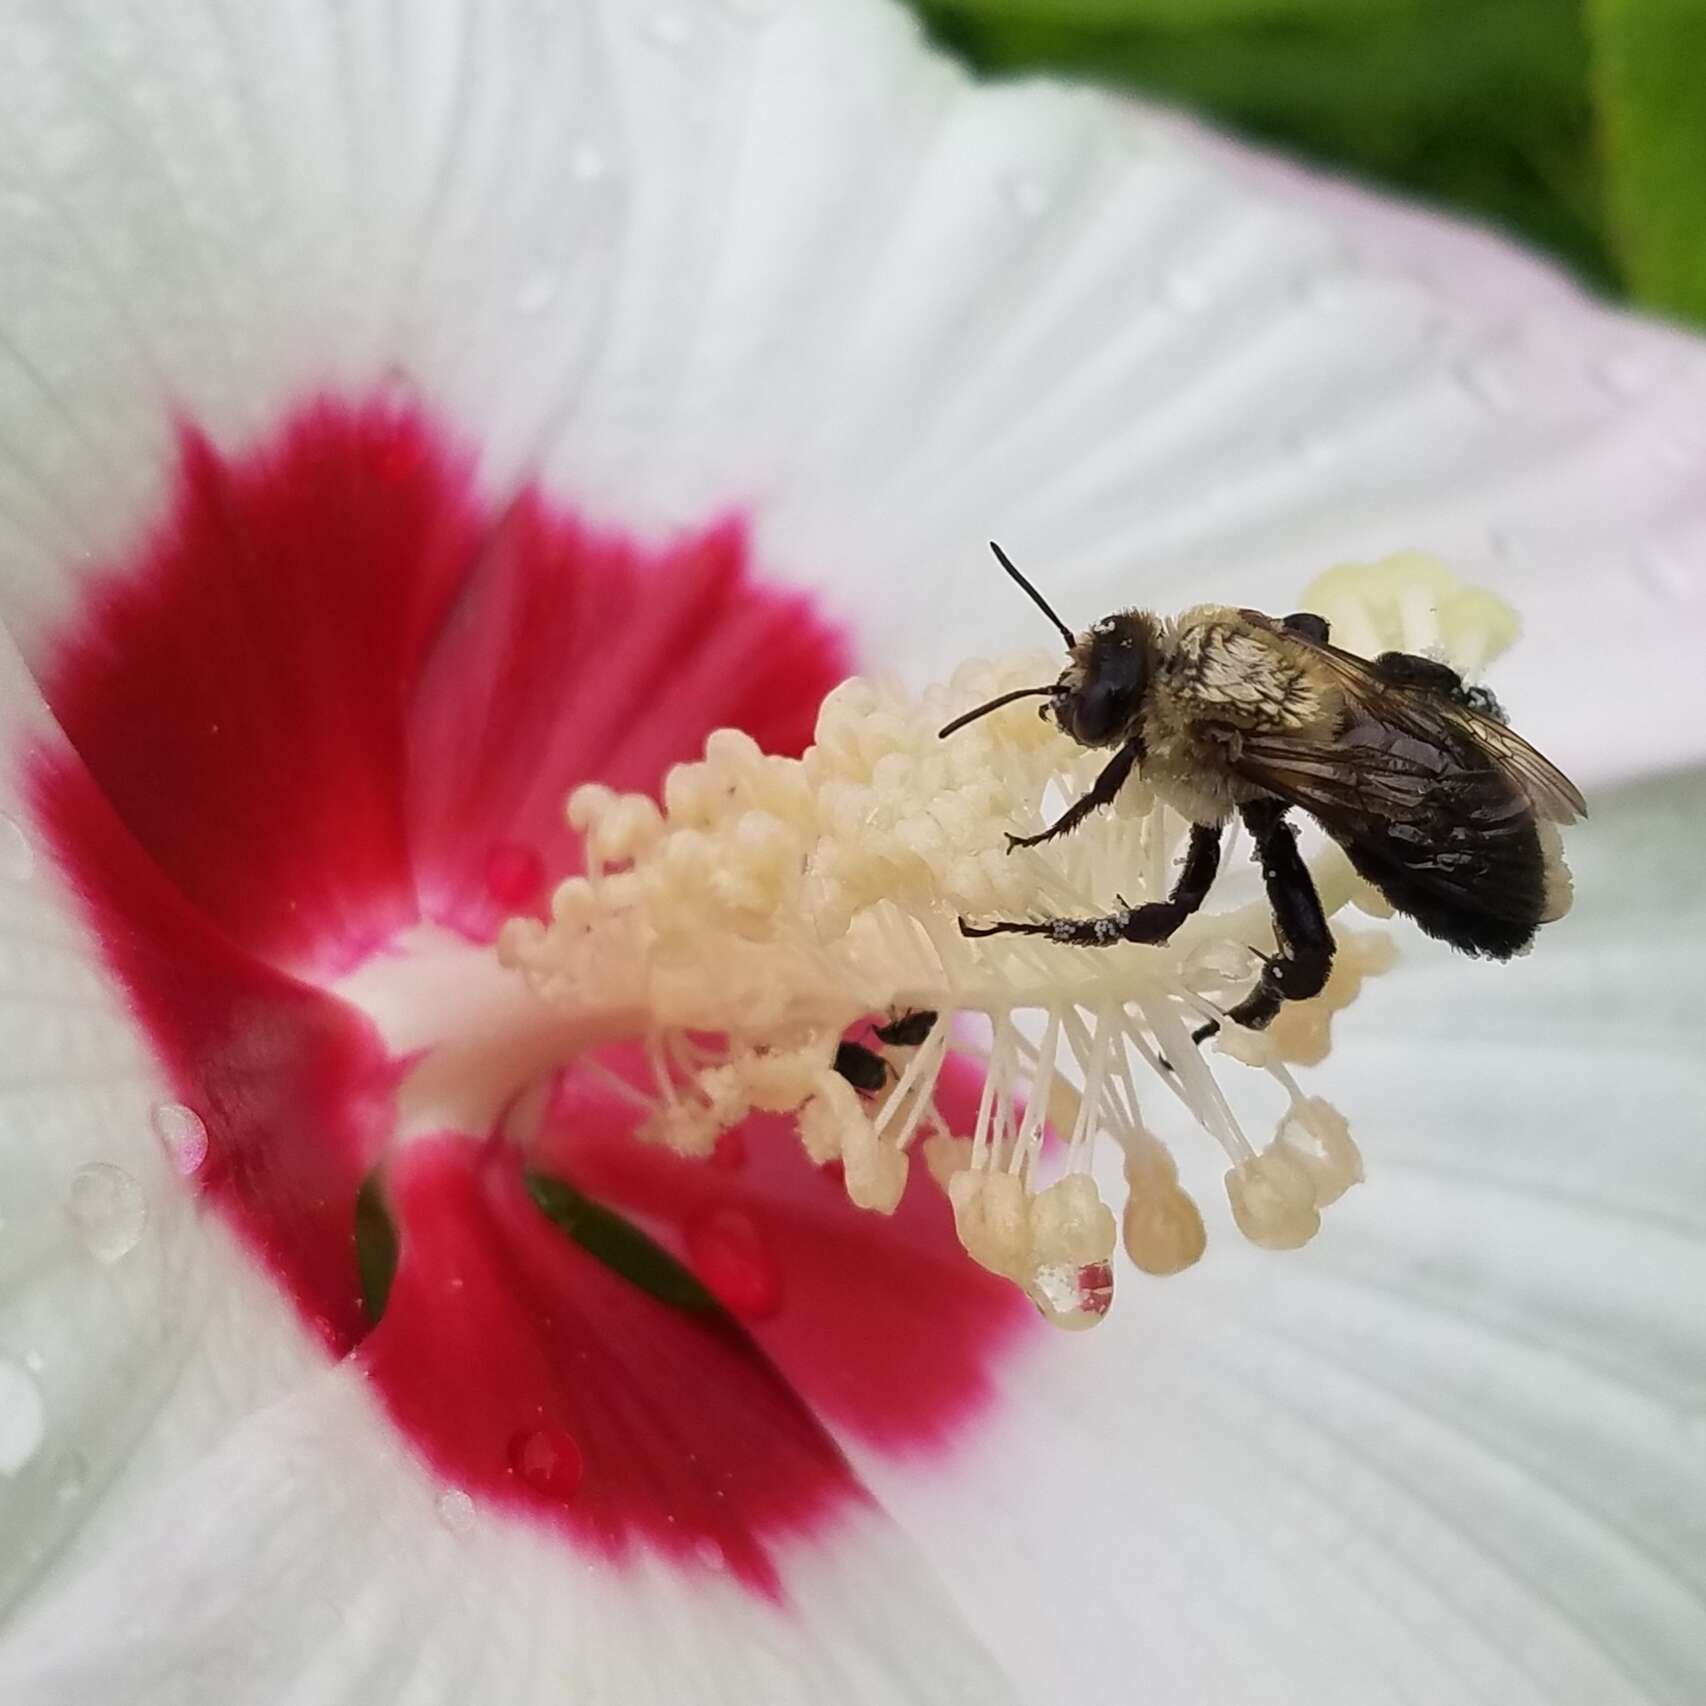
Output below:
[0,1350,1019,1706]
[0,0,1700,784]
[855,763,1706,1706]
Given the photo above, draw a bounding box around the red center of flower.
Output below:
[26,395,1029,1597]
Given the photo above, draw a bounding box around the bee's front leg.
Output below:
[963,821,1222,946]
[1202,799,1333,1037]
[1004,737,1144,852]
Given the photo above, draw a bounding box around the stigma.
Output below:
[498,555,1518,1326]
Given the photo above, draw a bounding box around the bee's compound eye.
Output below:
[1067,681,1123,746]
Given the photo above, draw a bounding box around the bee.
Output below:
[942,544,1585,1038]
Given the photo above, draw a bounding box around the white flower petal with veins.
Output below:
[0,1,1703,1703]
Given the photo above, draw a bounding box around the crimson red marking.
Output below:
[28,395,1030,1594]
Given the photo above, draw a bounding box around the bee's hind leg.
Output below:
[963,821,1221,945]
[1197,799,1333,1039]
[1004,737,1144,851]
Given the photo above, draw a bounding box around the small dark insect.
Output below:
[833,1039,890,1095]
[833,1011,938,1096]
[873,1009,937,1049]
[943,543,1585,1039]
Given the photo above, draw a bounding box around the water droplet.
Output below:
[683,1206,783,1320]
[436,1487,477,1535]
[509,1425,584,1503]
[1454,357,1516,413]
[65,1162,148,1263]
[1590,347,1660,400]
[0,1355,46,1476]
[569,141,610,184]
[999,170,1051,220]
[484,842,545,907]
[0,814,33,881]
[694,1535,727,1572]
[514,271,560,316]
[1026,1260,1114,1332]
[1156,271,1211,313]
[643,6,692,49]
[152,1102,208,1177]
[55,1448,89,1503]
[1632,546,1696,605]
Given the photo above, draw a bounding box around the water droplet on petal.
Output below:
[1591,347,1660,400]
[66,1162,148,1263]
[515,271,560,316]
[55,1448,89,1503]
[999,170,1051,219]
[0,814,33,881]
[509,1425,584,1503]
[0,1355,46,1476]
[694,1535,727,1572]
[569,142,610,184]
[152,1102,208,1177]
[1632,546,1696,606]
[485,842,545,908]
[684,1205,784,1320]
[1156,271,1211,313]
[643,6,692,49]
[1026,1259,1113,1331]
[436,1487,477,1535]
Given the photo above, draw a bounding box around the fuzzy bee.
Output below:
[943,544,1585,1039]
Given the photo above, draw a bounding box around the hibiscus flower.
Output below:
[1,2,1703,1703]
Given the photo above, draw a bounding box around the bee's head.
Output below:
[1047,613,1156,749]
[936,544,1157,747]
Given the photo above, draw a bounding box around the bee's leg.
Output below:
[1204,800,1333,1036]
[963,821,1221,945]
[1004,737,1144,852]
[1280,612,1331,644]
[1371,651,1464,694]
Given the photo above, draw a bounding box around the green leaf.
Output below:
[355,1172,400,1325]
[525,1172,718,1313]
[1589,0,1706,319]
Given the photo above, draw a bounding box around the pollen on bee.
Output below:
[499,555,1526,1325]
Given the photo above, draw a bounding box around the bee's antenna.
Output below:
[938,684,1055,740]
[989,541,1074,649]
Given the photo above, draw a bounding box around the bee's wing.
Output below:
[1276,627,1587,826]
[1230,709,1557,955]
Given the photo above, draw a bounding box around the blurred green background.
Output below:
[905,0,1706,324]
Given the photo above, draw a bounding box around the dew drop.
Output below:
[436,1486,477,1535]
[65,1162,148,1264]
[0,813,34,882]
[1156,271,1211,313]
[1026,1259,1114,1332]
[484,842,545,907]
[1632,546,1696,606]
[1590,347,1660,400]
[999,170,1052,220]
[509,1425,584,1503]
[152,1102,208,1177]
[643,6,692,49]
[514,271,560,316]
[694,1535,727,1572]
[55,1448,89,1503]
[569,141,610,184]
[683,1205,784,1320]
[0,1355,46,1476]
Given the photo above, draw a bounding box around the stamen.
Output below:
[499,556,1523,1325]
